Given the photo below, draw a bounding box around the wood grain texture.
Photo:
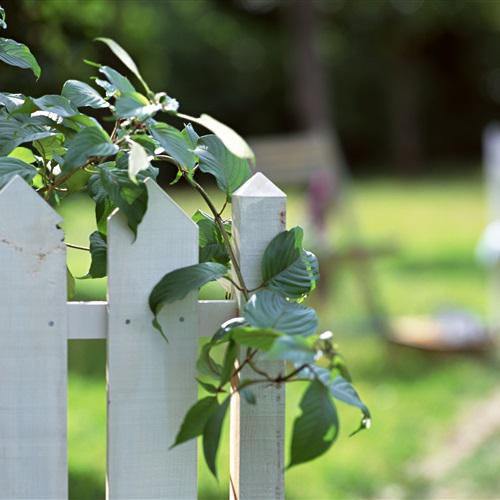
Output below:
[67,300,237,340]
[107,179,198,499]
[230,173,286,500]
[0,176,67,499]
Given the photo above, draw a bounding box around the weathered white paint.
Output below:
[198,299,238,337]
[0,176,67,498]
[106,179,198,499]
[0,174,288,499]
[230,172,286,500]
[67,301,107,339]
[67,300,237,340]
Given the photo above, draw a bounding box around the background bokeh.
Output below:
[5,0,500,174]
[3,0,500,499]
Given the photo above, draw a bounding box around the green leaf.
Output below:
[220,340,237,386]
[0,92,25,112]
[95,37,151,95]
[115,92,159,119]
[8,146,36,164]
[0,115,54,156]
[197,341,223,379]
[87,162,116,235]
[99,66,135,95]
[82,231,107,279]
[194,134,251,199]
[149,262,228,318]
[289,380,339,468]
[203,396,231,477]
[230,326,281,351]
[95,197,115,235]
[262,227,319,299]
[329,376,371,427]
[298,365,333,386]
[196,378,221,395]
[0,37,41,78]
[32,95,78,118]
[0,156,37,188]
[264,335,316,365]
[61,80,108,109]
[34,134,65,161]
[0,7,6,30]
[62,113,101,132]
[88,166,148,237]
[63,126,118,172]
[182,123,199,148]
[179,113,254,161]
[128,140,150,183]
[149,121,197,170]
[130,134,158,155]
[93,77,116,98]
[172,396,219,447]
[192,210,230,265]
[243,289,318,337]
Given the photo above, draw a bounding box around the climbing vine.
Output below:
[0,6,369,476]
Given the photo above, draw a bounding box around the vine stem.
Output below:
[182,172,249,301]
[277,363,309,382]
[66,242,90,251]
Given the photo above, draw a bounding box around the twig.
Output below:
[182,172,249,301]
[66,242,90,251]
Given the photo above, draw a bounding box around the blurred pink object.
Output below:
[308,168,336,241]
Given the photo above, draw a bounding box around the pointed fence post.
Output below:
[230,173,287,500]
[107,179,199,499]
[0,176,67,498]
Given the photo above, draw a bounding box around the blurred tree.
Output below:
[3,0,500,175]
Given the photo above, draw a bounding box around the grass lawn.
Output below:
[61,176,500,499]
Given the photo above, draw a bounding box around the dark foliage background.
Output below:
[2,0,500,175]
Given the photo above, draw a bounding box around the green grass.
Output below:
[62,177,500,499]
[435,430,500,498]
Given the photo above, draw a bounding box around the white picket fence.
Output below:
[0,172,286,500]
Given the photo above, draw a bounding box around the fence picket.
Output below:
[230,173,287,500]
[0,176,67,499]
[0,173,288,499]
[107,179,199,499]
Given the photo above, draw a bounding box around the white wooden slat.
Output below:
[67,301,107,339]
[67,300,236,340]
[67,300,238,340]
[0,176,67,498]
[230,172,287,500]
[198,300,238,337]
[106,179,198,499]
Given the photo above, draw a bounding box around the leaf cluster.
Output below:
[154,226,370,473]
[0,6,369,478]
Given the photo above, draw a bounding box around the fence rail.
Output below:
[0,173,285,499]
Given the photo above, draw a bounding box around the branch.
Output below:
[182,172,249,301]
[66,242,90,251]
